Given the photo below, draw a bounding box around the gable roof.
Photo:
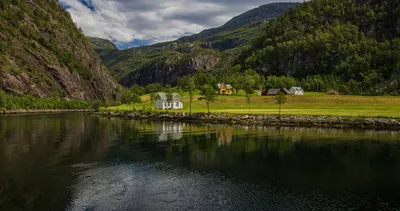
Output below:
[267,88,289,95]
[157,92,182,101]
[290,87,303,91]
[217,83,233,90]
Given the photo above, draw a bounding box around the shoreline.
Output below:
[95,111,400,131]
[1,109,94,115]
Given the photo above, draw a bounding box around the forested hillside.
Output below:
[241,0,400,95]
[0,0,118,101]
[90,3,297,87]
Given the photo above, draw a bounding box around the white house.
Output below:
[289,87,304,95]
[156,92,183,110]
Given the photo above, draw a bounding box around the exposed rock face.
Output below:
[120,53,220,87]
[0,0,118,101]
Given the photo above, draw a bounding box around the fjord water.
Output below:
[1,114,400,210]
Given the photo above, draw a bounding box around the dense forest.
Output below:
[240,0,400,95]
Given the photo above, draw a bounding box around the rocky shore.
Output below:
[2,109,94,115]
[95,111,400,130]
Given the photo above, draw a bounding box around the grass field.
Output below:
[103,92,400,118]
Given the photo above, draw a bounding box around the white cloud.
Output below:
[60,0,301,45]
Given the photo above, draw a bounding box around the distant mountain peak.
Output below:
[88,37,118,50]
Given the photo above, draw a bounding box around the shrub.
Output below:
[327,90,339,95]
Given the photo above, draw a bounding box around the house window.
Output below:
[176,102,179,107]
[164,102,167,107]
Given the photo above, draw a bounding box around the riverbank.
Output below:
[1,109,94,115]
[95,111,400,130]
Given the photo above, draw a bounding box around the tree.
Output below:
[121,90,141,106]
[91,100,102,112]
[243,76,254,112]
[146,84,158,104]
[104,99,110,108]
[130,85,145,96]
[200,84,217,115]
[178,75,196,115]
[0,90,6,109]
[130,93,141,110]
[275,92,287,119]
[164,85,173,110]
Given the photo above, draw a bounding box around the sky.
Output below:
[60,0,299,49]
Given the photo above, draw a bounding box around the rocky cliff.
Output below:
[0,0,118,101]
[120,52,221,87]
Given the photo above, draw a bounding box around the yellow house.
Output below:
[217,83,233,95]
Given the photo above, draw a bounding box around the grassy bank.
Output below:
[102,92,400,118]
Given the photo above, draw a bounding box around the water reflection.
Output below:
[156,122,184,142]
[1,114,400,210]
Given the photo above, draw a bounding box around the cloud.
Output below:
[60,0,301,48]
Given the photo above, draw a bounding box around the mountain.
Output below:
[88,37,118,51]
[0,0,118,101]
[90,3,298,87]
[177,2,299,50]
[240,0,400,95]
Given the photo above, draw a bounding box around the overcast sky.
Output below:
[60,0,300,49]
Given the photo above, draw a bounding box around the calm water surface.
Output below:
[1,113,400,210]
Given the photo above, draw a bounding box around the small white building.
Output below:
[156,92,183,110]
[289,87,304,95]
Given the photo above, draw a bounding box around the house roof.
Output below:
[217,83,233,90]
[290,87,303,91]
[267,88,289,95]
[157,92,182,101]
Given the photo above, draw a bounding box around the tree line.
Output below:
[0,90,92,111]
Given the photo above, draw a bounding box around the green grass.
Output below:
[103,93,400,118]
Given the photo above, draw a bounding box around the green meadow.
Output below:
[103,92,400,118]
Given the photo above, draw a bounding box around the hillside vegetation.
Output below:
[90,3,298,87]
[0,0,118,101]
[241,0,400,95]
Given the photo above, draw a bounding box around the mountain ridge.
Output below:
[89,2,298,86]
[0,0,118,101]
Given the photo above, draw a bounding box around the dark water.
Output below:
[1,114,400,211]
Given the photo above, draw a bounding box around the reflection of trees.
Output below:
[3,116,400,210]
[0,114,119,210]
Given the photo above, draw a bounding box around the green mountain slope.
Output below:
[177,3,299,50]
[88,37,117,51]
[0,0,118,101]
[241,0,400,95]
[90,3,297,87]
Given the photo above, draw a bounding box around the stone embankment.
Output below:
[2,109,93,114]
[96,111,400,130]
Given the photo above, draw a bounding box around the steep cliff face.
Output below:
[0,0,118,101]
[120,51,221,87]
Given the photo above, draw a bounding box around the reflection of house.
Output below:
[217,83,233,95]
[156,92,183,110]
[289,87,304,95]
[266,88,290,96]
[217,128,232,146]
[156,122,184,142]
